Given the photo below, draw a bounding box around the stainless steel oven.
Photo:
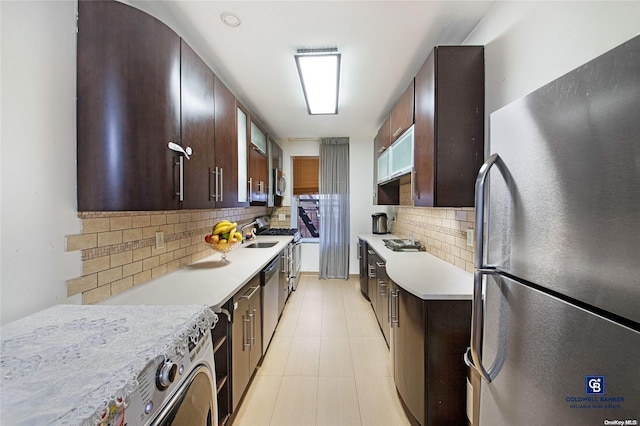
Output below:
[288,238,301,291]
[254,216,301,291]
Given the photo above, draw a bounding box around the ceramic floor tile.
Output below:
[321,309,348,337]
[294,309,322,337]
[322,286,345,311]
[234,277,410,426]
[274,307,300,337]
[285,289,305,311]
[316,376,361,426]
[345,309,378,337]
[355,375,411,426]
[319,336,354,377]
[258,335,292,376]
[232,375,281,426]
[301,288,324,311]
[349,336,390,377]
[269,376,318,426]
[283,336,321,376]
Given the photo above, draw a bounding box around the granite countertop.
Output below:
[359,233,473,300]
[100,235,293,310]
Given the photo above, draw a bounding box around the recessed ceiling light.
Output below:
[220,12,241,27]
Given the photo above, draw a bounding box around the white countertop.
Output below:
[100,235,293,310]
[359,233,473,300]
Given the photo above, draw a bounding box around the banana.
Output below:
[228,227,236,241]
[234,232,243,242]
[212,221,236,235]
[212,220,230,233]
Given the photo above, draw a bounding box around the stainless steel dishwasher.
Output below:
[261,256,280,355]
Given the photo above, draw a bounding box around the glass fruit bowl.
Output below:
[205,240,238,263]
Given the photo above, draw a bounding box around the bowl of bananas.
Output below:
[204,220,243,262]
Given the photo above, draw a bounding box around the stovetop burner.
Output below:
[256,228,299,236]
[254,216,301,241]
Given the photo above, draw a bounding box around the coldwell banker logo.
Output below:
[566,375,626,410]
[587,376,605,395]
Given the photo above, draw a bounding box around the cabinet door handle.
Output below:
[219,167,224,202]
[249,309,256,352]
[248,178,253,202]
[368,265,376,278]
[251,308,257,348]
[209,167,218,201]
[243,313,251,350]
[391,290,399,324]
[376,262,385,269]
[411,167,417,200]
[241,285,260,300]
[392,126,404,138]
[174,156,184,201]
[388,287,392,322]
[379,280,387,296]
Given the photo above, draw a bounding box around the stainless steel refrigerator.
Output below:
[466,35,640,425]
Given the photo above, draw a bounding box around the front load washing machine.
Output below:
[127,328,217,425]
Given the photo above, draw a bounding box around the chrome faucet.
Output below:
[240,221,257,243]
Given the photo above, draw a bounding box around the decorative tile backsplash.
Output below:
[65,206,267,304]
[392,184,475,273]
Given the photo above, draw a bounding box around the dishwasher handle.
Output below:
[263,257,279,275]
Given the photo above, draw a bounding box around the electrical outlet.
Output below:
[278,213,286,221]
[466,229,474,247]
[156,231,165,249]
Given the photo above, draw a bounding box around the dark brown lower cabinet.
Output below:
[231,276,262,412]
[367,249,379,317]
[390,281,472,425]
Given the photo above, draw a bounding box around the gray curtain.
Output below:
[319,137,350,279]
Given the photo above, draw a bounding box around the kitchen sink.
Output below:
[244,242,278,248]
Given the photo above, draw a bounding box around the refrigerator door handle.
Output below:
[474,153,507,270]
[470,153,508,383]
[468,269,494,382]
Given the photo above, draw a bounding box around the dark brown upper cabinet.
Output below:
[181,39,216,209]
[77,0,181,211]
[376,115,392,154]
[413,46,484,207]
[214,78,249,208]
[78,1,253,211]
[374,121,399,205]
[390,80,415,143]
[248,120,269,204]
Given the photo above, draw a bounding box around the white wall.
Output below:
[465,1,640,118]
[1,1,82,324]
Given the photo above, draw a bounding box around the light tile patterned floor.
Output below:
[232,275,411,426]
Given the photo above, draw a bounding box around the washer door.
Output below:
[152,365,217,426]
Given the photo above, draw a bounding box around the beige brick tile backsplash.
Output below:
[393,205,475,273]
[67,206,267,304]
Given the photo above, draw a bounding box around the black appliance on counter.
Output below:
[255,216,301,291]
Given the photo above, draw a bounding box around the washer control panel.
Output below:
[125,329,213,425]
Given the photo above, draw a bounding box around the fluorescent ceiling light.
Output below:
[295,49,341,115]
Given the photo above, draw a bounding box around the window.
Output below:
[292,156,320,240]
[297,196,320,239]
[292,156,319,195]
